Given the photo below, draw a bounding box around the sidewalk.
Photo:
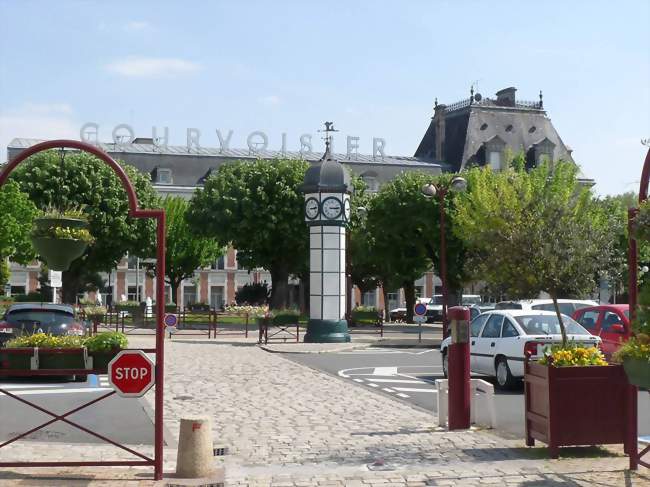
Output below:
[0,335,648,486]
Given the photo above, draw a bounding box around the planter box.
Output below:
[351,310,382,326]
[0,348,36,370]
[524,360,630,458]
[38,348,87,370]
[623,358,650,389]
[88,349,121,373]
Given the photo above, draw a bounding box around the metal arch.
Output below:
[0,139,166,480]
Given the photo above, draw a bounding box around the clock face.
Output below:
[321,197,342,219]
[304,197,320,220]
[343,198,351,221]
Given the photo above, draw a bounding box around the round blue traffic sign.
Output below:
[164,313,178,327]
[414,303,427,316]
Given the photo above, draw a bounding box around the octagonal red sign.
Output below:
[108,350,155,397]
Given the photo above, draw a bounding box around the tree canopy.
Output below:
[10,150,159,302]
[454,161,612,345]
[162,196,224,304]
[188,159,309,309]
[0,180,37,267]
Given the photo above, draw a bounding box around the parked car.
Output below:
[0,303,85,345]
[388,297,430,322]
[494,299,598,316]
[572,304,631,359]
[424,294,483,323]
[440,309,601,389]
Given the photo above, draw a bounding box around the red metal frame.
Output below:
[626,147,650,470]
[0,140,166,480]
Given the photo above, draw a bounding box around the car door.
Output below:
[469,314,490,372]
[599,310,628,357]
[498,318,523,376]
[473,314,504,374]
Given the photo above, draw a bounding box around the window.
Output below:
[127,286,138,302]
[10,286,25,296]
[387,292,399,311]
[471,314,489,337]
[361,289,376,307]
[183,286,197,306]
[210,286,224,310]
[414,286,424,299]
[576,310,599,331]
[362,176,379,193]
[514,314,587,335]
[127,255,138,269]
[501,320,519,337]
[481,314,504,338]
[156,168,172,185]
[601,312,623,332]
[488,151,502,171]
[212,256,225,270]
[164,285,173,304]
[532,302,575,316]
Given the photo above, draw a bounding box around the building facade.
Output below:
[5,86,588,310]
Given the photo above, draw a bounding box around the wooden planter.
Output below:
[623,357,650,389]
[0,348,35,370]
[38,348,87,370]
[524,360,631,458]
[88,348,121,373]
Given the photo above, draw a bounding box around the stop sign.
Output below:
[108,350,155,397]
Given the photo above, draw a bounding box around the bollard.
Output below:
[447,306,471,430]
[176,417,215,478]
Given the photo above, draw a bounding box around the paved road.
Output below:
[0,374,155,444]
[287,347,528,437]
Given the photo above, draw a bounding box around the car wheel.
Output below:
[495,357,515,390]
[442,351,448,378]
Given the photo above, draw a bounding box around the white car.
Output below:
[494,299,598,316]
[439,309,601,389]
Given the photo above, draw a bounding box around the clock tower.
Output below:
[301,122,352,343]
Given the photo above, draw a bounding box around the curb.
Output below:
[258,343,372,354]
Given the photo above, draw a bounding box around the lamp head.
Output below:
[450,176,468,193]
[421,183,437,198]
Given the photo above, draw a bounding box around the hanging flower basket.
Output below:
[30,215,93,271]
[623,357,650,389]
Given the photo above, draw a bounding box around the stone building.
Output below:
[5,86,589,311]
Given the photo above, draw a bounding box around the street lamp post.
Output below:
[422,176,467,339]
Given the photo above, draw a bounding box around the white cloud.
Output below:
[105,57,201,78]
[0,104,78,163]
[124,20,152,32]
[258,95,281,106]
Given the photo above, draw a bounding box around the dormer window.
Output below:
[483,135,506,171]
[533,138,556,166]
[152,167,173,185]
[361,171,379,193]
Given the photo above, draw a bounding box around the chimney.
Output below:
[433,104,446,160]
[495,87,517,107]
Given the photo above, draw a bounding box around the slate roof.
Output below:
[415,89,592,183]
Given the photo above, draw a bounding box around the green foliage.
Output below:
[39,207,88,220]
[116,300,140,307]
[235,282,269,305]
[161,196,224,300]
[454,162,612,346]
[633,199,650,242]
[0,180,37,264]
[83,305,107,317]
[224,305,267,316]
[5,333,85,348]
[12,291,46,302]
[32,225,94,243]
[84,332,128,352]
[269,309,301,325]
[10,150,159,302]
[188,159,309,309]
[0,259,9,288]
[539,343,607,367]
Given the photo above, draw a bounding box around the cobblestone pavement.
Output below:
[0,337,648,486]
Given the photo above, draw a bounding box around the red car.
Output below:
[572,304,631,358]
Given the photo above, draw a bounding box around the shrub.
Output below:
[5,333,85,348]
[269,308,301,326]
[84,332,128,352]
[84,305,107,317]
[235,282,270,305]
[539,343,607,367]
[13,291,47,302]
[224,305,267,316]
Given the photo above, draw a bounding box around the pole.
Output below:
[154,212,165,480]
[439,190,449,340]
[447,306,470,429]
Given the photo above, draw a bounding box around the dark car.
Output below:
[0,303,85,345]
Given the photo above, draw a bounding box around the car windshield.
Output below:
[430,296,444,305]
[514,314,589,336]
[6,310,75,327]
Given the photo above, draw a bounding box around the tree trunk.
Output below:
[404,280,416,323]
[550,292,568,347]
[62,270,83,304]
[448,287,462,307]
[270,266,289,310]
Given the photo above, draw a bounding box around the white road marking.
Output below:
[382,388,395,392]
[0,384,59,389]
[372,367,398,376]
[353,378,364,383]
[396,393,410,398]
[393,387,437,393]
[367,378,422,384]
[368,383,379,388]
[0,387,111,396]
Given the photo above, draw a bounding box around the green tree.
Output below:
[188,159,309,309]
[10,150,159,303]
[0,180,38,275]
[455,162,612,345]
[162,197,224,304]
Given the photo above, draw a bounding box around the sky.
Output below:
[0,0,648,196]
